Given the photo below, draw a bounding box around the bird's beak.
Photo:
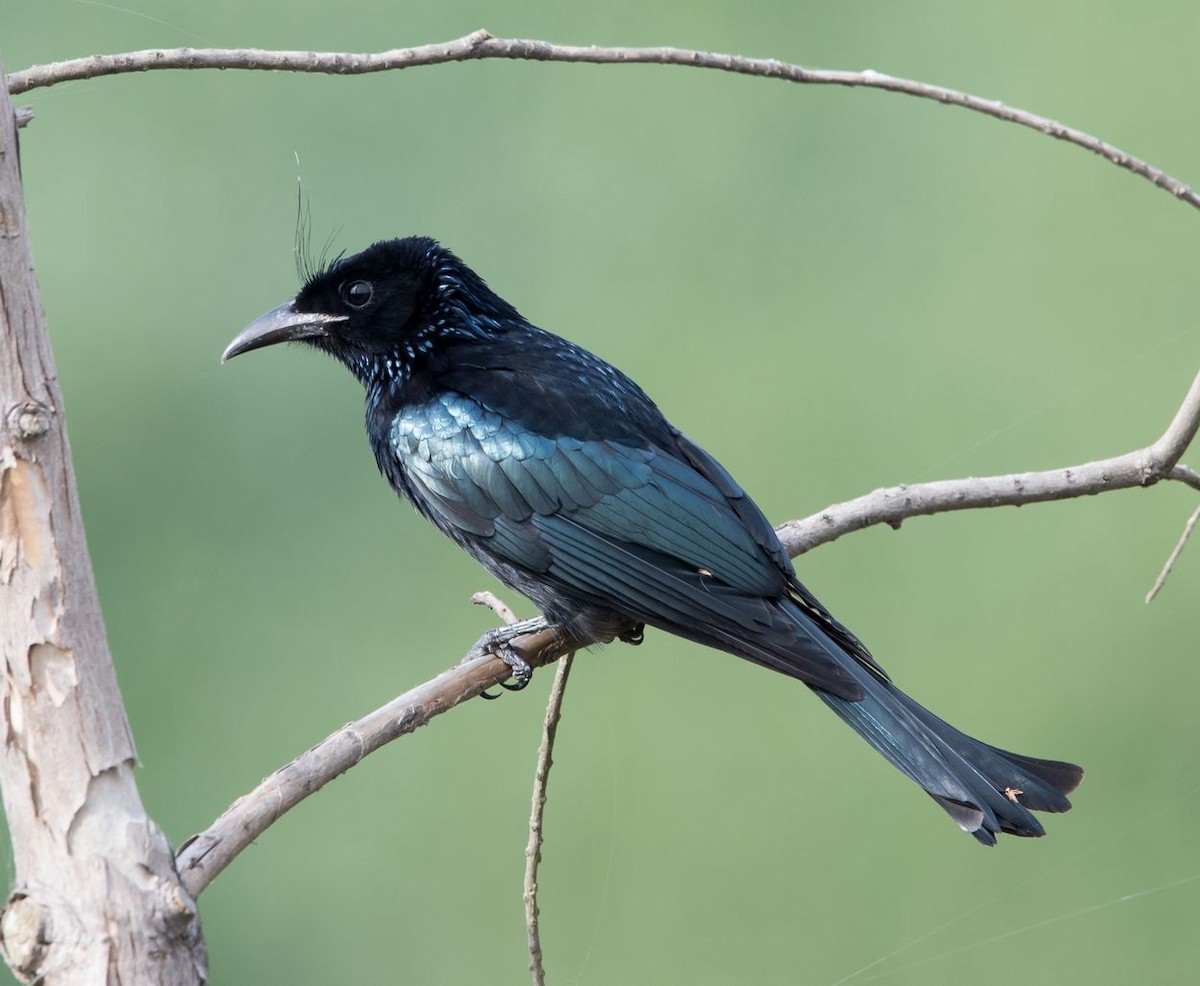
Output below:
[221,301,348,363]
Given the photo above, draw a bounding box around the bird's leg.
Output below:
[470,616,549,697]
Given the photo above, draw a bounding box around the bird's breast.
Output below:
[390,393,562,468]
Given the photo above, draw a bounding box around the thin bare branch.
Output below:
[473,590,520,626]
[1168,463,1200,490]
[7,30,1200,212]
[524,653,575,986]
[473,588,577,980]
[175,362,1200,895]
[174,625,572,897]
[1145,504,1200,603]
[778,368,1200,556]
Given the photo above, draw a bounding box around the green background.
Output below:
[5,3,1200,983]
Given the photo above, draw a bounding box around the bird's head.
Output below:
[223,236,518,385]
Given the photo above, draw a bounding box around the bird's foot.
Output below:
[472,616,548,699]
[618,623,645,646]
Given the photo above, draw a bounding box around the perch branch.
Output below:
[7,29,1200,212]
[175,362,1200,896]
[174,624,574,897]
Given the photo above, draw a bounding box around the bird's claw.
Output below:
[473,617,545,698]
[497,643,533,691]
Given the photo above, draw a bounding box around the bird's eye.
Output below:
[341,280,374,308]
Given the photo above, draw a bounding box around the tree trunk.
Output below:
[0,70,206,984]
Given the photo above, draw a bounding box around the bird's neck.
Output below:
[357,357,415,426]
[349,352,410,394]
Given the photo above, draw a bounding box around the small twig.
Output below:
[473,590,520,626]
[1145,503,1200,603]
[7,30,1200,213]
[476,587,576,981]
[524,652,575,986]
[779,369,1200,556]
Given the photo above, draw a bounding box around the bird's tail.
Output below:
[813,661,1083,844]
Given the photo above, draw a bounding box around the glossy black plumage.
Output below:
[224,236,1083,844]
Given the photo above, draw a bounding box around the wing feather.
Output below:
[390,393,864,696]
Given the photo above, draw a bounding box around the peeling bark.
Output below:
[0,68,206,984]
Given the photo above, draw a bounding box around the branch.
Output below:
[524,653,574,986]
[7,30,1200,213]
[175,362,1200,894]
[174,625,573,897]
[1145,503,1200,603]
[476,588,577,984]
[777,368,1200,556]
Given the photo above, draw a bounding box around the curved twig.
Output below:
[778,368,1200,556]
[7,29,1200,212]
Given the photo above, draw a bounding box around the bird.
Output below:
[223,235,1083,845]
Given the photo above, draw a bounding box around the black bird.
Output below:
[223,236,1082,845]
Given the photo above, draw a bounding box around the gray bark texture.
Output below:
[0,74,207,983]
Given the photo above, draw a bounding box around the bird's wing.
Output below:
[669,427,888,683]
[391,392,866,697]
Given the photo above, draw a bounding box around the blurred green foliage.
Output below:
[4,3,1200,984]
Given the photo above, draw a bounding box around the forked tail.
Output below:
[815,668,1083,845]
